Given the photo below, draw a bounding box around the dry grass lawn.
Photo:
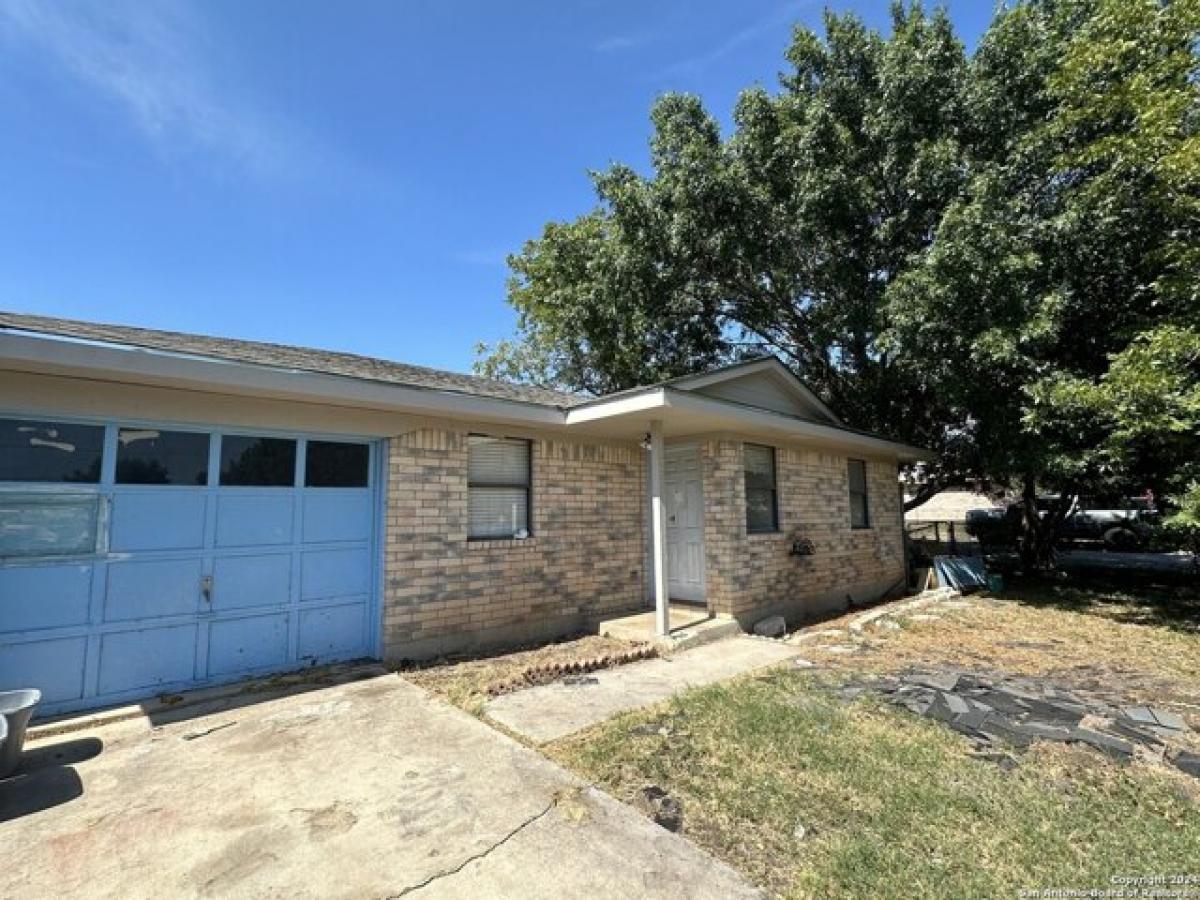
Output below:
[547,577,1200,899]
[817,578,1200,712]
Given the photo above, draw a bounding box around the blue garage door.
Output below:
[0,418,381,717]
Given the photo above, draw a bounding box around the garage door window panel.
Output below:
[220,436,297,487]
[468,436,531,539]
[0,418,104,483]
[116,428,210,485]
[305,441,369,488]
[0,492,101,558]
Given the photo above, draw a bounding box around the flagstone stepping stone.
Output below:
[1173,751,1200,778]
[850,665,1193,775]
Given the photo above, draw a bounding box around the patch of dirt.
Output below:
[293,801,358,840]
[798,587,1200,731]
[401,634,643,713]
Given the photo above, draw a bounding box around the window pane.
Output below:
[468,436,529,485]
[306,441,369,487]
[848,459,869,528]
[745,444,777,532]
[219,436,296,486]
[116,428,209,485]
[746,488,777,532]
[746,488,777,533]
[848,459,867,493]
[469,486,529,538]
[851,493,870,529]
[744,444,776,490]
[0,419,103,483]
[0,492,100,557]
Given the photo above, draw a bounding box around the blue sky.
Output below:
[0,1,993,373]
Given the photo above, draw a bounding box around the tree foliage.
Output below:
[478,0,1200,545]
[886,0,1198,536]
[480,2,969,446]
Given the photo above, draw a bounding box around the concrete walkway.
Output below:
[1,674,759,899]
[484,636,803,744]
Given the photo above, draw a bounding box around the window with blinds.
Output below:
[848,458,870,529]
[744,443,779,533]
[468,435,531,539]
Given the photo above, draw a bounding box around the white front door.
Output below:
[664,444,705,604]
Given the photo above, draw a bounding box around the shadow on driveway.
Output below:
[0,736,102,823]
[140,662,387,730]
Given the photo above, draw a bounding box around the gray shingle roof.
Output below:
[0,311,582,408]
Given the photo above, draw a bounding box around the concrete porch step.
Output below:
[598,605,744,652]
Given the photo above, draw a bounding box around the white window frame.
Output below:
[467,435,532,540]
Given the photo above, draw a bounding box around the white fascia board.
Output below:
[662,389,932,461]
[562,388,668,424]
[564,384,931,460]
[664,358,778,391]
[0,331,565,427]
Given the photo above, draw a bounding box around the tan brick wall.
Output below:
[700,439,905,624]
[382,424,646,660]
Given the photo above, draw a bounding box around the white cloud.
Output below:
[0,0,315,179]
[594,32,654,53]
[663,3,809,77]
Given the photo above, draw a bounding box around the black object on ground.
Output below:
[1172,750,1200,778]
[635,785,683,832]
[854,670,1196,776]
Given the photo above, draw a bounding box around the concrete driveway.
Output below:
[0,674,758,899]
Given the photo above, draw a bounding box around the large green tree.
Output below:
[479,2,969,447]
[886,0,1199,559]
[479,0,1200,549]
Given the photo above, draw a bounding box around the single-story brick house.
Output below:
[0,311,928,715]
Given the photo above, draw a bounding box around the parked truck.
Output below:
[964,497,1158,551]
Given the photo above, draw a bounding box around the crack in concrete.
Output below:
[182,721,237,741]
[385,796,561,898]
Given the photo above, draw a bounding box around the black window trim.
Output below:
[467,433,533,541]
[0,415,387,492]
[848,458,871,530]
[744,442,780,535]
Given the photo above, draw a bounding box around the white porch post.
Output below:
[649,419,670,636]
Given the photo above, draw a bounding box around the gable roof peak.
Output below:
[661,356,841,425]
